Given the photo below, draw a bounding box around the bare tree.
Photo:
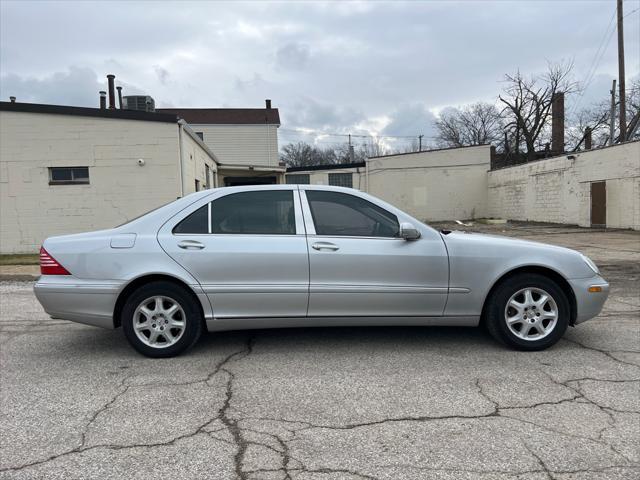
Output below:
[280,142,338,167]
[435,102,503,148]
[568,76,640,149]
[499,61,579,160]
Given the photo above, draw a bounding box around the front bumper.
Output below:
[568,275,610,324]
[34,276,120,329]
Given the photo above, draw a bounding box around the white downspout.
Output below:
[177,121,186,197]
[365,157,370,193]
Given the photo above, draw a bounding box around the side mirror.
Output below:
[399,222,421,240]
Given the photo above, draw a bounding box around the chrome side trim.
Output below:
[449,287,471,294]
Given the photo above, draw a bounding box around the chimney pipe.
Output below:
[116,86,123,109]
[551,92,565,154]
[584,127,593,150]
[265,99,272,109]
[9,96,16,103]
[99,91,107,109]
[107,74,116,109]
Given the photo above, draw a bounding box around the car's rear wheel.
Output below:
[122,281,203,357]
[485,273,570,351]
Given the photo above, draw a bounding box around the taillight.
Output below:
[39,247,71,275]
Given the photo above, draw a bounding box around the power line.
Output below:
[569,6,617,118]
[279,128,434,140]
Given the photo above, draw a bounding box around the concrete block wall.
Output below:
[488,141,640,230]
[366,145,491,222]
[0,112,184,253]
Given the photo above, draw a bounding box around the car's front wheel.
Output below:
[485,273,570,351]
[122,281,203,357]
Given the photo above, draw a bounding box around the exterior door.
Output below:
[158,187,309,318]
[591,181,606,227]
[300,188,449,317]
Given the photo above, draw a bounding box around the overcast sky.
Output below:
[1,0,639,150]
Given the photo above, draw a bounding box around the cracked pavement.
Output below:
[1,224,639,479]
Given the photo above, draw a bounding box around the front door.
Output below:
[158,187,309,318]
[591,181,606,227]
[300,188,449,317]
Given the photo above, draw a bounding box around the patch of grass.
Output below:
[0,254,40,265]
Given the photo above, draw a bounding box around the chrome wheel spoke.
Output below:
[165,303,179,318]
[135,320,150,331]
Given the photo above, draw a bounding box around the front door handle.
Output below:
[178,240,205,250]
[312,242,339,251]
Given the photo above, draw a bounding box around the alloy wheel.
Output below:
[133,296,186,348]
[504,287,558,341]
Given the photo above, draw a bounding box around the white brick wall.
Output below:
[0,111,216,253]
[488,141,640,229]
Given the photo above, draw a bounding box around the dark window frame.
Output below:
[48,166,90,185]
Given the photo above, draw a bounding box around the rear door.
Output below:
[300,187,449,317]
[157,186,309,319]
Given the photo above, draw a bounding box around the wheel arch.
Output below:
[113,274,205,329]
[480,265,577,326]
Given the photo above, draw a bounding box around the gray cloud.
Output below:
[153,66,170,85]
[1,0,638,143]
[276,43,310,70]
[0,67,102,106]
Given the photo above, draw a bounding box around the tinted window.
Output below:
[211,191,295,235]
[306,191,399,237]
[173,204,209,234]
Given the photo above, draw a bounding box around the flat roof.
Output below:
[156,108,281,125]
[0,101,178,123]
[368,143,490,159]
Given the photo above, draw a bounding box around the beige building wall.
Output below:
[487,141,640,230]
[180,126,218,192]
[366,145,491,222]
[191,124,279,167]
[0,111,216,253]
[290,167,366,190]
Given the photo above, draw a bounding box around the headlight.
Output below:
[580,254,599,274]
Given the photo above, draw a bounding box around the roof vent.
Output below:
[122,95,155,112]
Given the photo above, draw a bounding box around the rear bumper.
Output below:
[568,275,610,324]
[34,276,120,329]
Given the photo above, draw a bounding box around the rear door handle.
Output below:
[312,242,339,251]
[178,240,205,250]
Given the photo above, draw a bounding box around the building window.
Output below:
[195,179,200,191]
[195,132,204,141]
[286,174,310,184]
[328,173,353,188]
[49,167,89,185]
[205,165,211,189]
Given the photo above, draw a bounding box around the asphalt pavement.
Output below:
[1,223,638,479]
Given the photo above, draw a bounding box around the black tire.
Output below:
[485,273,570,351]
[121,281,203,358]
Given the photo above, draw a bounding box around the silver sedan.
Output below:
[34,185,609,357]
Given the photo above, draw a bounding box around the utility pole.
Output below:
[348,134,354,163]
[610,79,616,145]
[418,135,424,152]
[617,0,626,141]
